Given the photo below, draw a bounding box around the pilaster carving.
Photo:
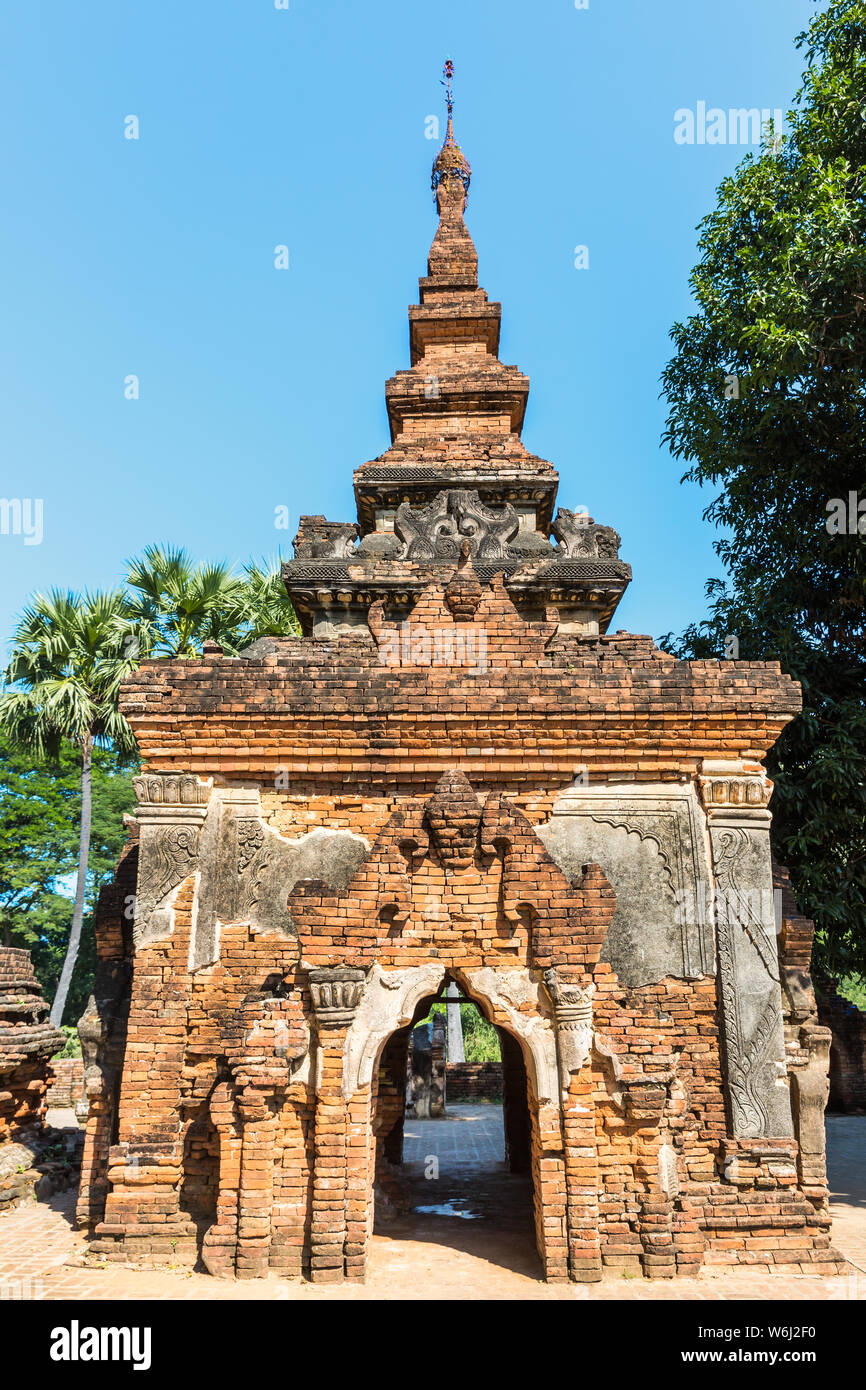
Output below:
[543,968,594,1090]
[308,966,367,1029]
[133,773,212,949]
[700,760,793,1139]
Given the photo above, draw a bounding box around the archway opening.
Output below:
[370,973,542,1284]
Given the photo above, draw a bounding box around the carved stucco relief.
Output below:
[537,783,715,986]
[132,774,212,950]
[700,760,792,1139]
[703,790,792,1136]
[190,789,369,971]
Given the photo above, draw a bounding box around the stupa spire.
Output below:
[428,59,476,281]
[431,59,472,217]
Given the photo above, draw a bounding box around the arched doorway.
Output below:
[369,973,543,1283]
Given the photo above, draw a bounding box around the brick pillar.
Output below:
[308,966,366,1284]
[632,1126,676,1279]
[200,1079,242,1278]
[543,968,602,1282]
[345,1084,375,1281]
[235,1093,277,1279]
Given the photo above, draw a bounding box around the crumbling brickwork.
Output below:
[76,81,842,1283]
[46,1058,84,1111]
[0,946,66,1211]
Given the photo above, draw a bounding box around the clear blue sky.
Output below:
[0,0,818,652]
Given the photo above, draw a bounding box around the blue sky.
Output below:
[0,0,818,652]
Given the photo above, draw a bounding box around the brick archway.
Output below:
[347,961,570,1283]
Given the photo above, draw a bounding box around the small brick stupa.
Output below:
[0,946,65,1209]
[77,65,840,1283]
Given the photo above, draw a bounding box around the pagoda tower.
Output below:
[76,64,838,1288]
[283,62,630,639]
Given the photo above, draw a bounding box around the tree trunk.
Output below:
[445,981,465,1063]
[50,734,93,1027]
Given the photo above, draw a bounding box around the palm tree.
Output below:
[122,545,300,656]
[0,590,139,1025]
[237,558,300,642]
[123,544,248,657]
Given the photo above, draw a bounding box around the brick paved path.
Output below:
[403,1102,505,1165]
[0,1106,863,1301]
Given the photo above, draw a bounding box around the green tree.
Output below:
[123,544,248,657]
[122,545,299,656]
[0,732,135,1019]
[0,590,139,1024]
[660,0,866,980]
[237,559,301,641]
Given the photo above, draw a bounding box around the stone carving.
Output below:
[191,793,369,971]
[461,966,560,1110]
[543,967,594,1087]
[443,538,483,620]
[132,772,212,950]
[345,962,445,1098]
[292,517,359,559]
[308,966,367,1028]
[551,508,621,560]
[711,824,791,1138]
[658,1143,679,1197]
[237,820,265,876]
[146,825,199,907]
[132,773,212,806]
[713,829,780,982]
[538,784,715,986]
[699,770,773,810]
[134,823,200,949]
[394,488,519,562]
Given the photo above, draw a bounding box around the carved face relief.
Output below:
[424,770,483,871]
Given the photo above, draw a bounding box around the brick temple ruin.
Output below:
[76,73,841,1283]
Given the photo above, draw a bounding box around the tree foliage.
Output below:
[660,0,866,980]
[0,730,135,1022]
[1,548,298,1021]
[122,546,299,658]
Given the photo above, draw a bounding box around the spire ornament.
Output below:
[432,58,471,210]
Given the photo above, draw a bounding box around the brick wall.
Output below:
[446,1062,502,1101]
[46,1058,84,1111]
[818,982,866,1113]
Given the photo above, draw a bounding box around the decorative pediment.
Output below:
[287,769,615,973]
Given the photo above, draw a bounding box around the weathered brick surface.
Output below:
[46,1058,84,1110]
[0,946,66,1211]
[0,948,65,1144]
[446,1062,502,1101]
[818,982,866,1113]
